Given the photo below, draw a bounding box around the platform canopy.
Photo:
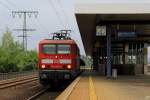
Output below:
[74,0,150,55]
[75,0,150,14]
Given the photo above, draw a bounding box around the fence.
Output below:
[0,70,38,80]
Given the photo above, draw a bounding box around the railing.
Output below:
[0,70,38,81]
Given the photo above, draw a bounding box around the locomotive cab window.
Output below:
[57,45,70,54]
[42,44,56,54]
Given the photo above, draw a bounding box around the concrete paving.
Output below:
[93,75,150,100]
[68,76,89,100]
[57,72,150,100]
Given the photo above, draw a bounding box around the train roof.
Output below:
[39,39,76,44]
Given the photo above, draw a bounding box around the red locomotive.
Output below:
[38,30,80,86]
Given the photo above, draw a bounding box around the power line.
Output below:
[0,1,11,11]
[12,11,38,51]
[52,0,82,47]
[56,0,70,29]
[55,0,85,54]
[5,0,18,9]
[0,0,22,34]
[36,18,50,33]
[1,1,52,51]
[5,0,24,29]
[47,0,66,29]
[5,0,49,37]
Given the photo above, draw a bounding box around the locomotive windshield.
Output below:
[58,45,70,54]
[42,44,70,54]
[42,44,56,54]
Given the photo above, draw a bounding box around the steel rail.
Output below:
[0,77,38,89]
[0,75,37,86]
[26,88,47,100]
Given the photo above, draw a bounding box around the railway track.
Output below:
[26,88,61,100]
[0,74,69,100]
[0,76,38,89]
[27,88,48,100]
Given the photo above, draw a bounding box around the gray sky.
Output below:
[0,0,150,57]
[75,0,150,4]
[0,0,85,55]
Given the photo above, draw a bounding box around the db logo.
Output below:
[53,59,59,63]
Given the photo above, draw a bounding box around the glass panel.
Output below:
[42,44,56,54]
[133,43,136,50]
[137,43,140,51]
[132,55,136,64]
[128,55,132,64]
[141,43,144,49]
[58,45,70,54]
[129,43,132,53]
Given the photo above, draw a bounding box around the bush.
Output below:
[0,28,38,73]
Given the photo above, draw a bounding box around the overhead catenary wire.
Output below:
[4,0,39,31]
[56,0,70,29]
[7,0,47,34]
[47,0,67,29]
[4,0,50,37]
[55,1,79,38]
[30,18,50,35]
[4,0,66,36]
[55,0,85,52]
[1,0,37,51]
[0,0,85,55]
[5,0,18,10]
[1,0,71,33]
[12,11,38,51]
[2,0,50,42]
[0,0,22,30]
[0,0,20,36]
[0,1,11,11]
[1,0,73,36]
[47,0,83,42]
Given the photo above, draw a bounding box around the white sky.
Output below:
[0,0,86,55]
[1,0,150,57]
[75,0,150,4]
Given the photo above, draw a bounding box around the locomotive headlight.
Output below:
[67,65,71,69]
[41,65,46,69]
[41,59,53,64]
[60,59,71,64]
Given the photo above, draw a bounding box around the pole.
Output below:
[12,11,38,51]
[107,25,112,78]
[24,12,27,51]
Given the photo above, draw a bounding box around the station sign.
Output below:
[96,26,106,36]
[118,32,136,38]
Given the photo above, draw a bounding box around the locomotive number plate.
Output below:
[53,59,59,63]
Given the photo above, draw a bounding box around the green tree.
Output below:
[0,28,19,72]
[21,51,38,71]
[2,28,14,49]
[81,56,93,66]
[0,28,38,73]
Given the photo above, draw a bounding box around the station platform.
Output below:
[56,71,150,100]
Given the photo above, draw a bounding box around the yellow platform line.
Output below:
[89,76,97,100]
